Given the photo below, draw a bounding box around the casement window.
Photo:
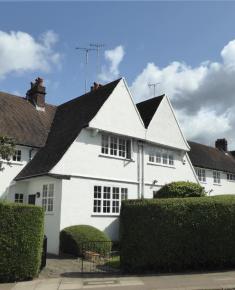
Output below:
[196,168,206,182]
[42,184,54,212]
[93,185,128,215]
[227,173,235,181]
[213,171,221,184]
[149,153,155,162]
[15,193,24,203]
[12,150,21,162]
[101,134,131,159]
[148,149,174,166]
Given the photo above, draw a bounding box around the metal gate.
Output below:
[81,241,120,274]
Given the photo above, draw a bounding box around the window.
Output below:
[156,152,161,163]
[227,173,235,181]
[196,168,206,182]
[148,149,174,166]
[149,153,155,162]
[42,184,54,212]
[162,153,168,165]
[93,186,128,214]
[169,154,174,165]
[101,134,131,159]
[12,150,21,162]
[213,171,221,184]
[15,193,23,203]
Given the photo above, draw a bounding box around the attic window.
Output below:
[13,150,21,162]
[101,134,132,160]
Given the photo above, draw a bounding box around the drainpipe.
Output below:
[137,141,141,199]
[141,143,145,199]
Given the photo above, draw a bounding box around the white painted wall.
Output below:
[60,177,138,241]
[0,145,38,199]
[195,167,235,196]
[89,78,145,140]
[146,96,190,151]
[11,176,62,254]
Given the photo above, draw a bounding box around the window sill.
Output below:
[147,162,175,169]
[99,154,134,162]
[199,181,207,184]
[92,213,119,217]
[0,160,23,166]
[213,183,222,186]
[45,212,55,216]
[227,180,235,183]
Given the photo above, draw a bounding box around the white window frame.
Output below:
[213,171,221,184]
[196,168,206,182]
[12,150,22,162]
[93,185,128,215]
[42,184,54,213]
[227,173,235,181]
[15,193,24,203]
[101,134,132,160]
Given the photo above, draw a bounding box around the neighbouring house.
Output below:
[188,139,235,195]
[0,77,198,254]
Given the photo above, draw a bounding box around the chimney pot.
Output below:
[26,77,46,110]
[215,138,228,152]
[90,82,103,91]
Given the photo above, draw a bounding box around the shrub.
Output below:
[60,225,111,257]
[154,181,206,198]
[0,201,44,282]
[120,196,235,272]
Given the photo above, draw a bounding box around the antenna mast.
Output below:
[76,47,96,93]
[148,83,160,97]
[90,43,105,81]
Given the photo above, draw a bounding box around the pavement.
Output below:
[3,270,235,290]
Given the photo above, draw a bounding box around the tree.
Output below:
[0,136,15,171]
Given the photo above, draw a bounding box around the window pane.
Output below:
[169,155,174,165]
[110,137,117,156]
[101,135,109,154]
[162,153,168,164]
[156,152,161,163]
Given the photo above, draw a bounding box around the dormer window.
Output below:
[13,150,21,162]
[101,134,131,159]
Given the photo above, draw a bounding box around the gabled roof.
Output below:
[0,92,56,147]
[188,141,235,174]
[15,78,121,180]
[136,95,164,128]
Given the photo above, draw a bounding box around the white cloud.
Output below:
[129,40,235,148]
[99,45,125,82]
[0,30,60,78]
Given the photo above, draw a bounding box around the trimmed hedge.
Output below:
[120,196,235,272]
[0,201,44,282]
[60,225,111,256]
[154,181,206,198]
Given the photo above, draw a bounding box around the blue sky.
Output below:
[1,1,235,146]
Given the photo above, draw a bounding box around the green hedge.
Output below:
[154,181,206,198]
[120,196,235,272]
[60,225,111,257]
[0,201,44,282]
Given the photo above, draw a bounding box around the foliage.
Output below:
[120,196,235,272]
[60,225,111,257]
[0,136,15,161]
[0,201,44,282]
[154,181,206,198]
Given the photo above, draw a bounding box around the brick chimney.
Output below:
[90,82,102,91]
[215,138,228,152]
[26,77,46,110]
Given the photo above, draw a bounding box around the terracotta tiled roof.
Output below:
[0,92,56,147]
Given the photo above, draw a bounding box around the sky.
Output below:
[1,1,235,148]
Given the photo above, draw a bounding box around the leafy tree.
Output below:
[0,136,15,170]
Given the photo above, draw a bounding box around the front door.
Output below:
[28,194,36,205]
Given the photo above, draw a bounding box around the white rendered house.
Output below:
[188,139,235,196]
[0,77,199,254]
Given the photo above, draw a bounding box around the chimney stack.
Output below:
[90,82,102,91]
[26,77,46,110]
[215,138,228,152]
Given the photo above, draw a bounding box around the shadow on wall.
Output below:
[1,184,12,200]
[104,218,120,241]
